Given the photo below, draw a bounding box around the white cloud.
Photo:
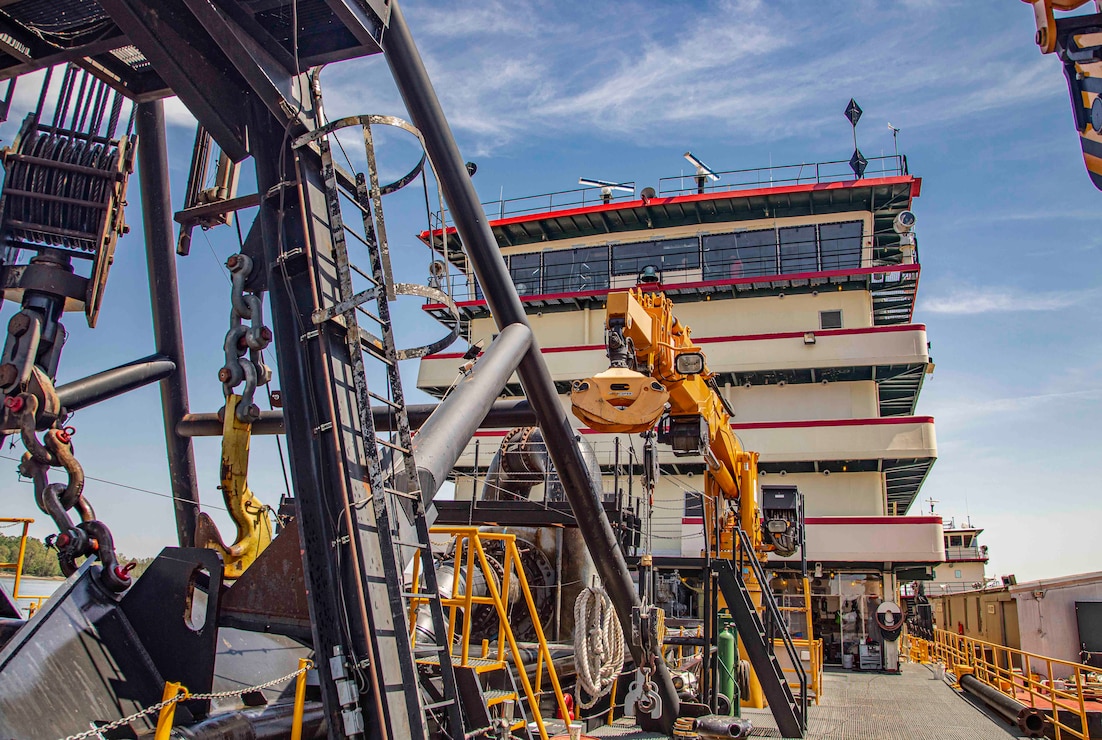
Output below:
[921,286,1099,314]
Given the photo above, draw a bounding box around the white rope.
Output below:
[573,585,625,709]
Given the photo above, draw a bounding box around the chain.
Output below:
[218,253,272,422]
[57,665,311,740]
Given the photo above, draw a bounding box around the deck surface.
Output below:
[743,663,1030,739]
[578,663,1030,740]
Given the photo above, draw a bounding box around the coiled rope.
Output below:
[573,585,625,708]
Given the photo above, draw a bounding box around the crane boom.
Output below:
[570,286,760,545]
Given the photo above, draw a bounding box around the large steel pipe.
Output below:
[382,3,679,728]
[394,323,531,504]
[56,354,176,412]
[959,673,1046,737]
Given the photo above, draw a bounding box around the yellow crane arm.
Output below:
[570,287,759,535]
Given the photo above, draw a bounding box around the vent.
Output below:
[819,310,842,330]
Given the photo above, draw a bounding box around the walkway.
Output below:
[744,663,1029,739]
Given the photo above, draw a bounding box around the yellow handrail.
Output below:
[0,517,52,616]
[407,527,572,740]
[911,628,1097,739]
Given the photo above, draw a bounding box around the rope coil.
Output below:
[573,585,625,709]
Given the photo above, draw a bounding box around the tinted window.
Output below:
[612,237,699,277]
[779,225,817,274]
[819,221,863,270]
[509,252,542,295]
[542,246,609,293]
[703,229,777,279]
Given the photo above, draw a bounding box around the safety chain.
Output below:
[218,254,272,421]
[57,664,311,740]
[7,382,130,592]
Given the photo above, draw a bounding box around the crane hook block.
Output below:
[570,367,670,434]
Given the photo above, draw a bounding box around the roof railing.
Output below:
[427,154,909,231]
[657,154,908,197]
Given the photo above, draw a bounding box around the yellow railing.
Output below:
[774,637,824,705]
[408,527,571,740]
[0,517,52,617]
[912,628,1098,739]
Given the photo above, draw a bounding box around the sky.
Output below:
[1,0,1100,584]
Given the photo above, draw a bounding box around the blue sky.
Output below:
[1,0,1099,583]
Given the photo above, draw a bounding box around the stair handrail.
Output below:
[734,526,808,727]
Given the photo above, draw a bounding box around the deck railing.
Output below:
[910,628,1099,739]
[657,155,908,197]
[0,517,52,617]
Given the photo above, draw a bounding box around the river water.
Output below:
[0,574,64,616]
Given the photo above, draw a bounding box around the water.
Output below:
[0,574,65,617]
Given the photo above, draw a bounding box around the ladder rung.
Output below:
[376,438,411,455]
[423,699,456,711]
[368,390,401,410]
[385,487,419,501]
[401,591,438,600]
[394,539,431,550]
[358,307,388,327]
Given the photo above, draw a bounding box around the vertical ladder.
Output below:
[714,537,806,738]
[312,127,463,739]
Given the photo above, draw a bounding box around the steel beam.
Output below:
[381,1,680,729]
[136,101,201,549]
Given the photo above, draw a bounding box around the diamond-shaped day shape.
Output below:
[850,149,868,178]
[844,98,862,128]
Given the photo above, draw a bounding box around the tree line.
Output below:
[0,533,154,579]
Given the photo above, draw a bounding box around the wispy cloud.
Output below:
[921,286,1099,314]
[927,387,1102,427]
[326,0,1065,153]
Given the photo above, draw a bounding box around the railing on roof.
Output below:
[945,546,987,561]
[657,154,908,197]
[428,154,909,232]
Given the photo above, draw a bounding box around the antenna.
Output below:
[578,177,634,204]
[888,122,900,159]
[925,496,939,515]
[683,151,719,194]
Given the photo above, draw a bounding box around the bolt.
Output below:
[238,335,250,349]
[4,395,24,413]
[7,313,32,337]
[218,367,233,383]
[260,327,273,342]
[56,532,71,548]
[0,363,18,387]
[226,254,240,270]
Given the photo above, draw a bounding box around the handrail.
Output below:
[911,628,1097,739]
[0,516,52,616]
[408,527,572,740]
[735,526,808,726]
[657,155,908,197]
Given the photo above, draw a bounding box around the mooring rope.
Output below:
[573,585,625,709]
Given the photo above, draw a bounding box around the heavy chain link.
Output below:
[218,254,272,422]
[57,665,311,740]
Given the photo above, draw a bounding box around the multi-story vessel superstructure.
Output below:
[417,154,944,667]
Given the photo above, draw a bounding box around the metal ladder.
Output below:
[714,532,807,738]
[312,127,464,740]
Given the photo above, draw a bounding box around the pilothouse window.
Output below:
[612,237,699,277]
[542,245,609,293]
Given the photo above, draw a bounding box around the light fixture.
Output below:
[638,265,661,284]
[803,332,816,345]
[675,352,705,376]
[779,470,787,477]
[461,340,485,361]
[743,380,752,389]
[822,469,831,476]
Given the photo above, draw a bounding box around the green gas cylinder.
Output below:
[718,622,736,715]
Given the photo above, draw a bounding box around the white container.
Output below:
[842,655,854,669]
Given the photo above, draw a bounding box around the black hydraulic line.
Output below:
[381,1,680,730]
[55,354,176,412]
[135,100,201,548]
[958,674,1046,738]
[176,399,539,437]
[392,323,531,506]
[164,702,327,739]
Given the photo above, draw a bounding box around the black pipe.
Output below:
[959,673,1046,737]
[694,714,754,739]
[382,2,679,730]
[135,100,201,548]
[163,702,327,739]
[55,354,176,412]
[176,400,539,437]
